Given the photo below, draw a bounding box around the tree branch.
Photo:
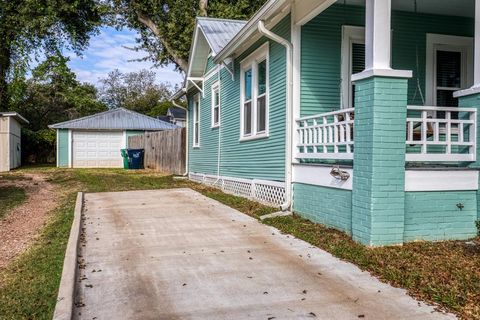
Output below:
[136,12,189,72]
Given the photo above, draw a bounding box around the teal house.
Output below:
[173,0,480,246]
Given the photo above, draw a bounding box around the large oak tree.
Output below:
[0,0,104,108]
[112,0,265,72]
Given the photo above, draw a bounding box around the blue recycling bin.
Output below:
[127,149,144,169]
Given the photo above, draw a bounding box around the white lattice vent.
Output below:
[223,178,252,198]
[189,173,286,207]
[189,173,204,183]
[254,181,286,206]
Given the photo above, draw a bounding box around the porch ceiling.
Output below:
[341,0,474,18]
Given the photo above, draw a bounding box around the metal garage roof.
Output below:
[49,108,178,130]
[197,17,247,56]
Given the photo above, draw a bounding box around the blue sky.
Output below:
[63,27,184,87]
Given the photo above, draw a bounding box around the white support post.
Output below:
[455,0,480,97]
[475,0,480,87]
[365,0,391,71]
[351,0,412,82]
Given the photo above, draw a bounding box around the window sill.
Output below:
[192,146,200,149]
[239,133,269,142]
[211,124,220,129]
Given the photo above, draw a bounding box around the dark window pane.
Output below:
[194,102,199,121]
[244,102,252,135]
[244,69,252,100]
[258,60,267,95]
[257,95,266,132]
[437,50,461,88]
[214,107,219,124]
[351,43,365,108]
[214,89,219,106]
[195,125,199,144]
[352,43,365,74]
[437,89,458,107]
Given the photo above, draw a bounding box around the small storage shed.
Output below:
[0,112,29,172]
[49,108,177,168]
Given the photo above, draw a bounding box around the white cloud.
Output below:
[67,27,184,87]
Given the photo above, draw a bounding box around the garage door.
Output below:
[72,131,124,168]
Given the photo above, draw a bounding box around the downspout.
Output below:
[215,67,222,185]
[171,93,189,176]
[257,20,293,211]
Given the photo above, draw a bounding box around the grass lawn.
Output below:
[0,167,479,319]
[0,186,26,219]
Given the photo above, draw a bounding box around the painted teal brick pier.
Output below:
[351,76,409,246]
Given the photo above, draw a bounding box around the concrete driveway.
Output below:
[74,189,454,320]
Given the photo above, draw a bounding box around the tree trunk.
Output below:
[199,0,208,17]
[0,45,11,111]
[136,12,189,72]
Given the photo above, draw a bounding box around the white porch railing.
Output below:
[406,106,477,162]
[295,106,477,163]
[296,108,354,160]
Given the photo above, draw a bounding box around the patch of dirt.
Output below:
[0,173,57,269]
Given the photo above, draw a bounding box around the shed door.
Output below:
[72,131,124,168]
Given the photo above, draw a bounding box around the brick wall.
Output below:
[404,191,478,241]
[293,183,352,234]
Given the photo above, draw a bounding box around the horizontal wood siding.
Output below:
[188,71,220,176]
[205,56,217,74]
[219,15,290,181]
[301,4,473,117]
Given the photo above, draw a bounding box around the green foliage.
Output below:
[98,69,173,114]
[0,0,104,108]
[148,100,174,117]
[10,54,107,163]
[476,220,480,236]
[111,0,265,71]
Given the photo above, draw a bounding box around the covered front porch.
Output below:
[291,0,480,246]
[296,0,479,165]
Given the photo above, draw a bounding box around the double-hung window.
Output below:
[193,95,200,147]
[212,83,220,127]
[240,43,269,140]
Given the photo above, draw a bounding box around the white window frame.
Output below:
[240,42,269,141]
[426,33,473,106]
[193,94,200,148]
[341,26,365,109]
[211,82,220,128]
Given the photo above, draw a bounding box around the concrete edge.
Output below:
[53,192,84,320]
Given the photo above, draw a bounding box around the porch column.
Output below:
[455,0,480,222]
[351,0,412,246]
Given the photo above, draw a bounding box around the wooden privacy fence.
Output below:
[128,128,186,175]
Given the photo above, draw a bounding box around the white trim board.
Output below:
[405,170,479,192]
[293,165,353,190]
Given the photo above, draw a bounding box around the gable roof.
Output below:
[0,112,29,124]
[49,108,178,130]
[187,17,247,79]
[197,17,247,56]
[167,107,186,119]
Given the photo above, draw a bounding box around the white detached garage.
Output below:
[49,108,177,168]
